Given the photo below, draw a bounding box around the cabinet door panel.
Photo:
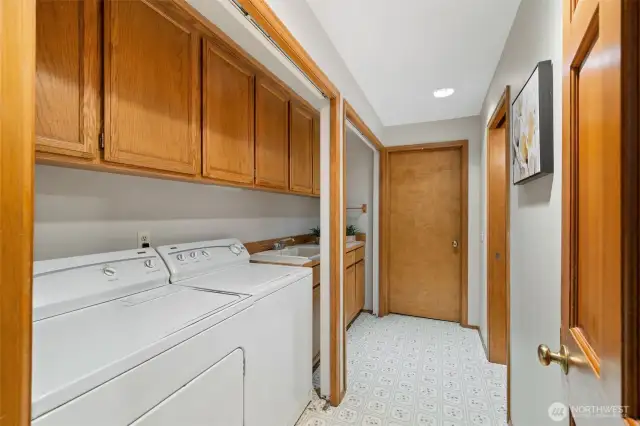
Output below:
[105,0,199,175]
[255,76,289,189]
[312,114,320,195]
[36,0,99,158]
[289,101,314,194]
[345,265,356,324]
[356,260,365,312]
[203,40,255,184]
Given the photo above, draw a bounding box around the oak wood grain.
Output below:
[290,99,314,194]
[0,0,36,422]
[36,0,100,159]
[202,38,255,184]
[255,74,289,189]
[388,148,462,322]
[104,0,199,175]
[562,0,624,421]
[313,113,321,195]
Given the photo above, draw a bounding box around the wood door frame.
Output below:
[0,0,36,424]
[486,86,511,421]
[621,0,640,418]
[379,140,469,326]
[343,100,383,395]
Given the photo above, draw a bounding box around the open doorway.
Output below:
[486,86,511,416]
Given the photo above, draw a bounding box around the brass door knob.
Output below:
[537,344,569,375]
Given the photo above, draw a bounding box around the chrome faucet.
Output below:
[273,237,294,250]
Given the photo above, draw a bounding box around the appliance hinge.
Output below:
[99,133,105,150]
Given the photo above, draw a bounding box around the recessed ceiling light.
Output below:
[434,88,455,98]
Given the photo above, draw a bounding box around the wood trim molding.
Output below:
[379,140,469,325]
[486,86,512,421]
[233,0,338,98]
[0,0,36,423]
[344,100,384,150]
[622,0,640,417]
[329,95,344,406]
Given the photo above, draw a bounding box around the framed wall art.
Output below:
[511,60,554,184]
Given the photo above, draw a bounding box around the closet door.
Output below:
[202,39,255,184]
[289,100,314,194]
[36,0,100,158]
[255,75,289,189]
[104,0,199,175]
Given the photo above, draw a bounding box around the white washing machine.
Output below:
[156,238,313,426]
[31,248,254,426]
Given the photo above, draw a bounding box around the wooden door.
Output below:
[345,264,356,324]
[104,0,199,175]
[289,100,314,194]
[388,147,462,322]
[548,0,626,423]
[36,0,100,158]
[203,39,255,184]
[487,126,508,365]
[255,75,288,189]
[356,260,365,312]
[313,114,321,195]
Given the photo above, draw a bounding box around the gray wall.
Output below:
[479,0,563,423]
[35,165,320,260]
[383,116,482,327]
[346,129,374,310]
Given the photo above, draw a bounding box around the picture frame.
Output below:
[511,60,554,184]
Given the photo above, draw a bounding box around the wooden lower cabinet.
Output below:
[345,257,366,326]
[356,260,365,313]
[345,264,356,324]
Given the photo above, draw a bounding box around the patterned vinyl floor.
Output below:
[296,313,508,426]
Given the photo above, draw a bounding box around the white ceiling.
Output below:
[305,0,522,126]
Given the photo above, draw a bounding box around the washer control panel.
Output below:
[156,238,249,283]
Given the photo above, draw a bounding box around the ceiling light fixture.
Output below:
[433,88,455,98]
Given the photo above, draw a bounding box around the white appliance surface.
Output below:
[157,238,312,299]
[157,239,313,426]
[32,248,251,420]
[131,348,244,426]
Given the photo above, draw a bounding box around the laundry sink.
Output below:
[250,244,320,265]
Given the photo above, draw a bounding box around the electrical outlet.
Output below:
[137,231,151,248]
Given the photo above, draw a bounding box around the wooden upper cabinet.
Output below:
[255,75,289,189]
[36,0,100,158]
[104,0,199,175]
[289,101,315,194]
[312,114,320,195]
[202,39,255,184]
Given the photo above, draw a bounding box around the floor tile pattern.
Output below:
[297,313,507,426]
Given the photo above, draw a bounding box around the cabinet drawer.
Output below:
[354,247,364,263]
[345,251,355,268]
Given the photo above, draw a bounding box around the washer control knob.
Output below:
[103,266,116,277]
[201,250,210,257]
[176,253,186,262]
[189,251,198,259]
[144,259,156,268]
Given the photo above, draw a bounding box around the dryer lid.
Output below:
[176,263,311,300]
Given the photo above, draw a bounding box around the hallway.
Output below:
[298,314,507,426]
